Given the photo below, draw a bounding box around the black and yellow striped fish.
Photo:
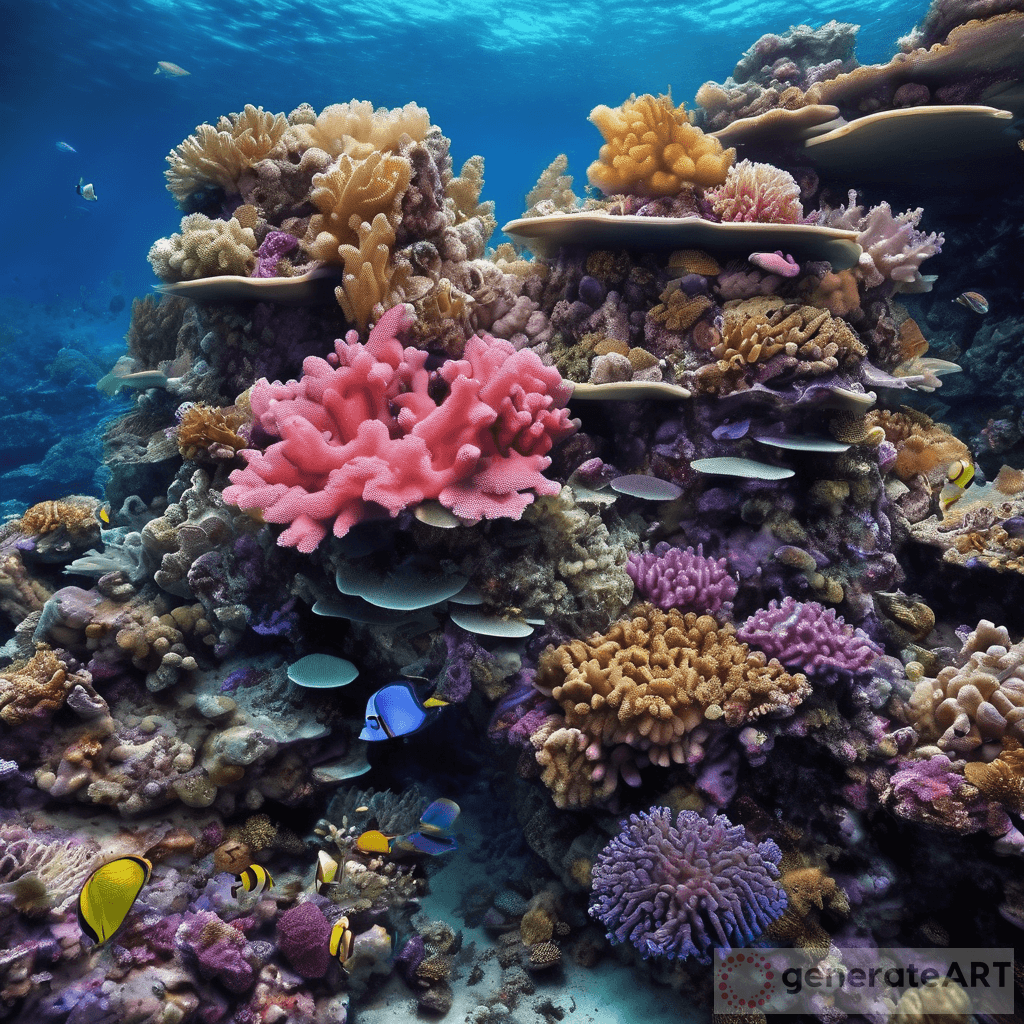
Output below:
[314,850,339,894]
[76,855,152,946]
[329,915,353,965]
[231,864,274,899]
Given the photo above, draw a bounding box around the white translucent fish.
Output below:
[56,141,76,153]
[155,61,190,77]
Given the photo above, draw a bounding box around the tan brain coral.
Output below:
[148,213,258,282]
[535,603,810,767]
[587,93,735,196]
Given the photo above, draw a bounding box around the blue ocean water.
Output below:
[1,0,919,303]
[3,2,1024,1022]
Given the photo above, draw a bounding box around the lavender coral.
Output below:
[589,808,786,962]
[626,542,738,617]
[737,597,884,682]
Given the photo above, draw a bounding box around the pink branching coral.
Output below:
[707,159,803,224]
[223,305,578,551]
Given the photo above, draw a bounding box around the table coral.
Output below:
[223,304,577,552]
[587,93,735,196]
[535,603,811,768]
[589,807,786,962]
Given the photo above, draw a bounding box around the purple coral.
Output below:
[737,597,883,683]
[589,808,786,963]
[276,902,331,979]
[253,231,299,278]
[626,543,738,617]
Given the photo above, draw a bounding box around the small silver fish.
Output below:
[154,61,190,77]
[56,141,76,153]
[955,291,988,314]
[75,178,97,201]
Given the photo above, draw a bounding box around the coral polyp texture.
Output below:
[589,808,786,962]
[222,303,577,551]
[587,92,735,196]
[5,1,1024,1018]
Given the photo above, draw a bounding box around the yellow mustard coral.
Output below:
[535,603,810,767]
[165,105,288,207]
[587,93,734,196]
[175,403,248,460]
[306,151,413,259]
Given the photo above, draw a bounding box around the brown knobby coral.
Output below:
[587,93,735,196]
[176,403,248,460]
[535,603,810,767]
[0,648,88,725]
[909,620,1024,759]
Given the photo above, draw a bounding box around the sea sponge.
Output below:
[587,93,735,196]
[535,603,810,767]
[148,213,258,282]
[707,159,803,224]
[165,105,289,208]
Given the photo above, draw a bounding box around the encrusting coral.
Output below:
[587,93,735,196]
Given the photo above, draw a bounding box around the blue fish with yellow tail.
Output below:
[359,682,448,741]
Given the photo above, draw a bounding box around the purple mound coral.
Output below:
[626,542,738,617]
[589,808,786,963]
[737,597,883,682]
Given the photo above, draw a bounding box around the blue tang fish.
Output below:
[359,682,448,741]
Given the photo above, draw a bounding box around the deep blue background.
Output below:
[0,0,925,304]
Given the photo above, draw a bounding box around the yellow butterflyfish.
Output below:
[76,855,152,946]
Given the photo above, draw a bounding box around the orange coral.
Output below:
[176,403,248,460]
[587,93,734,196]
[649,287,713,332]
[0,648,85,725]
[866,408,970,483]
[535,603,810,767]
